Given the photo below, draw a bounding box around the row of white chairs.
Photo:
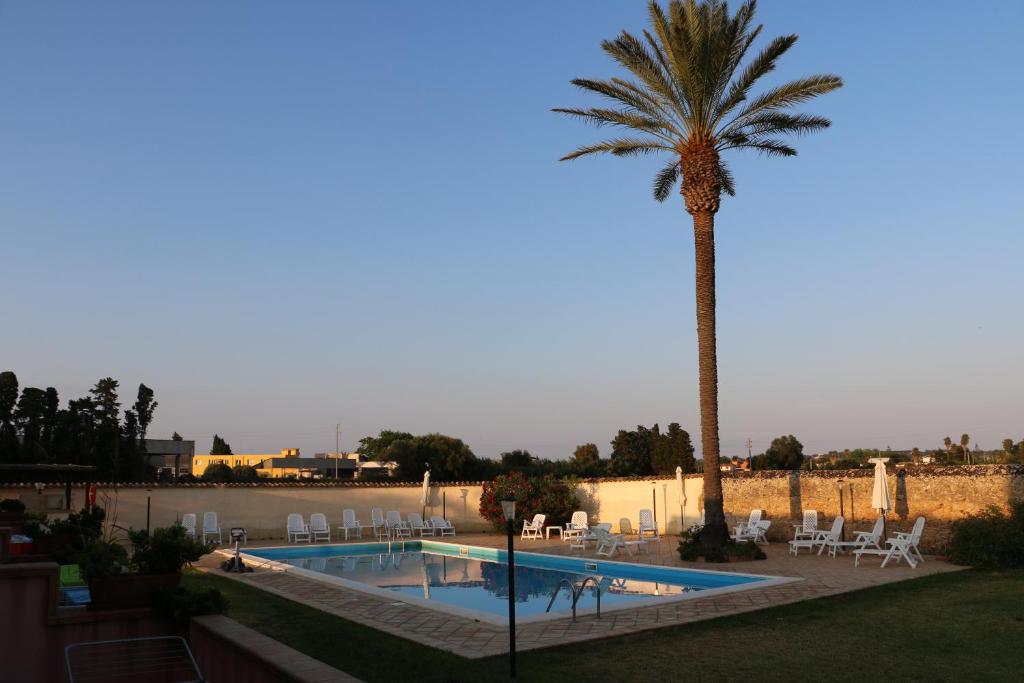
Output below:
[289,509,456,543]
[517,510,661,558]
[727,507,927,568]
[181,512,222,544]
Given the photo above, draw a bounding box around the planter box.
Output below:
[88,573,181,610]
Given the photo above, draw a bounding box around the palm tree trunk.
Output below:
[693,211,728,546]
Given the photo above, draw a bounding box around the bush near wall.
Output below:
[949,503,1024,568]
[479,472,579,532]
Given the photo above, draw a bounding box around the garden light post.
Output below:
[500,497,517,679]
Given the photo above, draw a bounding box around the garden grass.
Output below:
[183,568,1024,682]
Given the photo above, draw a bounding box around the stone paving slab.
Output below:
[196,533,961,660]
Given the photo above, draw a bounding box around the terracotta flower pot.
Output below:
[88,573,181,610]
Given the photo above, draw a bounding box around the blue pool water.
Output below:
[245,541,766,620]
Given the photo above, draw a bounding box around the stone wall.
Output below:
[2,465,1019,552]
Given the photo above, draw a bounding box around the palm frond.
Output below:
[729,138,798,157]
[716,158,736,196]
[653,157,681,201]
[725,112,831,139]
[713,34,796,126]
[552,107,675,140]
[559,137,674,162]
[727,75,843,127]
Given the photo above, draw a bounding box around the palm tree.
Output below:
[960,433,970,464]
[555,0,841,545]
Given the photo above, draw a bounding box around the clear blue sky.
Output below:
[2,1,1021,459]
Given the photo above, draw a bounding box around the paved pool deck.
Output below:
[195,532,961,659]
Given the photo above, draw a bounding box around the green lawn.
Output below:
[183,569,1024,682]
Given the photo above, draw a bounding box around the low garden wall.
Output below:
[2,465,1020,553]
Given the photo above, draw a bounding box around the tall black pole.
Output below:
[506,518,517,679]
[146,495,151,535]
[838,482,845,542]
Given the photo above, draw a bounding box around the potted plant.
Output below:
[0,498,26,527]
[87,524,211,610]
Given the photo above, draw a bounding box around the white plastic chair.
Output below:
[386,511,411,539]
[732,509,763,539]
[826,516,884,557]
[287,513,310,543]
[408,512,434,537]
[202,512,222,544]
[309,513,331,542]
[638,509,660,541]
[371,508,387,540]
[339,509,363,540]
[789,516,843,556]
[793,510,818,542]
[521,513,546,540]
[571,522,612,550]
[429,515,456,536]
[562,511,589,543]
[180,513,197,539]
[856,516,926,568]
[735,519,771,543]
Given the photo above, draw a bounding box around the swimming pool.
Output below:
[241,541,794,625]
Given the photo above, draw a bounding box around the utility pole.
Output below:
[745,438,753,460]
[335,423,341,479]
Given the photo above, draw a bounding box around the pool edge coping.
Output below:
[219,541,802,627]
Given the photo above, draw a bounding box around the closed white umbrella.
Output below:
[420,469,431,507]
[676,466,686,530]
[869,457,891,536]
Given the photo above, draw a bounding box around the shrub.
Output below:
[201,463,233,482]
[47,506,107,565]
[950,503,1024,568]
[129,523,213,575]
[677,525,766,563]
[79,541,130,580]
[0,498,26,512]
[230,465,261,482]
[479,472,580,532]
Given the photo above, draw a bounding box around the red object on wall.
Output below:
[86,484,97,508]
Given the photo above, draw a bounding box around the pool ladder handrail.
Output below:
[545,575,602,621]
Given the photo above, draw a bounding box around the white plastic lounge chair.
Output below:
[562,511,589,543]
[408,512,434,537]
[619,518,650,554]
[732,509,763,539]
[571,522,612,550]
[309,513,331,542]
[202,512,222,544]
[521,514,546,540]
[595,525,645,557]
[385,511,411,539]
[371,508,387,540]
[181,513,197,539]
[855,516,926,568]
[825,516,884,557]
[638,509,660,541]
[789,516,843,555]
[287,513,311,543]
[793,510,818,542]
[339,509,363,540]
[430,515,456,536]
[743,520,771,543]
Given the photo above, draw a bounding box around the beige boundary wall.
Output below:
[3,465,1020,552]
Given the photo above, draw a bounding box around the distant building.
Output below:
[315,452,397,479]
[260,457,359,479]
[142,439,195,478]
[192,448,300,478]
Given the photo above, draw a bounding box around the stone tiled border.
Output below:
[196,534,962,660]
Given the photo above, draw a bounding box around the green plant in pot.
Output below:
[88,523,212,611]
[0,498,27,527]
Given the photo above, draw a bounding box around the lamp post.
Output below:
[500,497,517,679]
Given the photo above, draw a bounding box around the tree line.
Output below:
[0,370,159,480]
[357,422,697,482]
